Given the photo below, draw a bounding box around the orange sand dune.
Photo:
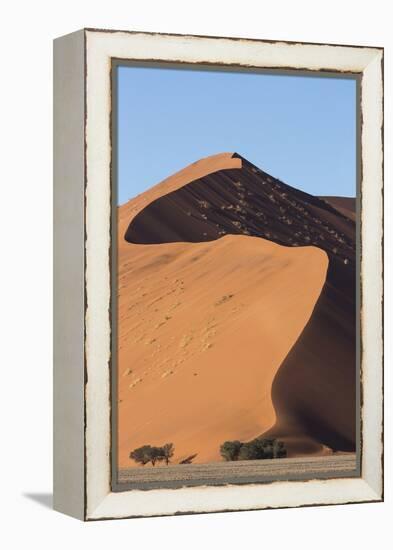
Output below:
[117,152,356,467]
[117,235,328,466]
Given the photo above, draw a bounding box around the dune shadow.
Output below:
[263,269,357,454]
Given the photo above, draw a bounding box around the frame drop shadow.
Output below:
[23,493,53,509]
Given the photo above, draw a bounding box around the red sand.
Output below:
[117,153,356,466]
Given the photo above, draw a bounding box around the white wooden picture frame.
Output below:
[53,28,383,521]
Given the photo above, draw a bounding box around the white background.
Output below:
[1,1,391,548]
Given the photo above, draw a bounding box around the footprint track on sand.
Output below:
[129,377,143,389]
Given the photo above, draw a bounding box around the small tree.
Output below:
[129,443,175,466]
[220,440,243,461]
[129,445,154,466]
[150,446,164,466]
[161,443,175,465]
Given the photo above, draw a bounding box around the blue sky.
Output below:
[116,65,357,205]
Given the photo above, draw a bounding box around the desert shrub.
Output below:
[272,439,287,458]
[220,440,243,461]
[220,438,287,461]
[238,438,273,460]
[237,441,263,460]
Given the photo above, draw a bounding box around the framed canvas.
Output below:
[53,28,384,521]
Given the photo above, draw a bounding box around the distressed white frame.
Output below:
[54,28,383,521]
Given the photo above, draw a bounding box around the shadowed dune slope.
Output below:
[119,152,356,462]
[125,153,355,264]
[320,196,356,222]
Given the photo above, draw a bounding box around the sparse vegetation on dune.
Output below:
[220,437,287,461]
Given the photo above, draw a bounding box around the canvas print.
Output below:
[114,65,358,488]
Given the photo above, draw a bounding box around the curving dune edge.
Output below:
[117,235,328,466]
